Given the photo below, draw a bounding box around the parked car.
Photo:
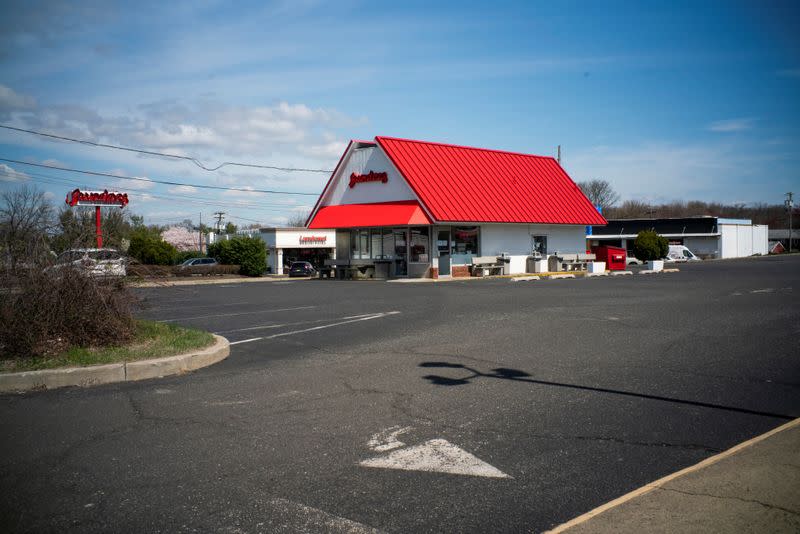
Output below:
[664,245,701,263]
[288,261,316,277]
[178,257,219,269]
[626,254,642,265]
[51,248,127,277]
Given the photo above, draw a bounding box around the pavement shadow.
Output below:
[419,361,795,420]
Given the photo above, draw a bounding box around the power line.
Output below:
[0,157,319,196]
[0,124,334,174]
[0,169,310,213]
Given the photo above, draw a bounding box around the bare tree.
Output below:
[0,186,54,269]
[286,211,311,228]
[577,179,620,211]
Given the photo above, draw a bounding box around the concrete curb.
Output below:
[0,335,230,393]
[544,417,800,533]
[130,276,300,288]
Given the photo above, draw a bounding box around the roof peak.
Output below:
[374,136,557,162]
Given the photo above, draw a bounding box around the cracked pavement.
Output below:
[1,255,799,532]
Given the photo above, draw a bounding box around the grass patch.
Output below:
[1,320,215,373]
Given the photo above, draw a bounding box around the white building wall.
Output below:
[753,225,768,255]
[480,224,586,256]
[720,224,769,258]
[320,146,418,207]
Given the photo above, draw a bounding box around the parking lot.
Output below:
[1,255,799,532]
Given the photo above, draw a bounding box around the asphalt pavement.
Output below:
[1,255,798,532]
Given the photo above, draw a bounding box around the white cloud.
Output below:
[109,168,155,190]
[564,141,769,204]
[0,84,36,115]
[0,163,30,182]
[707,118,755,133]
[168,185,198,194]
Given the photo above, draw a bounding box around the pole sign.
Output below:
[65,188,129,208]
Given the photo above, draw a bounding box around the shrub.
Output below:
[176,264,240,276]
[128,227,177,265]
[633,230,669,262]
[0,266,136,359]
[208,236,266,276]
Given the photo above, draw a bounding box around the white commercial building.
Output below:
[588,217,768,259]
[229,227,336,274]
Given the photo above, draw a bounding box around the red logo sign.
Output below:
[349,171,388,188]
[66,188,129,208]
[299,236,327,245]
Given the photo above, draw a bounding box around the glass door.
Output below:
[393,228,408,276]
[437,228,451,275]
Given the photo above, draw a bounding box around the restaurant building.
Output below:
[305,136,606,278]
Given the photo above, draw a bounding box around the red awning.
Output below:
[307,200,432,229]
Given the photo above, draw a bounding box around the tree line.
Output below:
[578,179,794,227]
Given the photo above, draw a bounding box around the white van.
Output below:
[665,245,700,262]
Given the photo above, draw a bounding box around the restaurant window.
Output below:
[370,229,384,259]
[410,227,430,262]
[532,235,547,255]
[350,229,370,259]
[451,226,479,256]
[381,228,394,259]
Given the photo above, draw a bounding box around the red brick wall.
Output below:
[452,265,470,277]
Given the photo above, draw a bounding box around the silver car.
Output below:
[53,249,127,277]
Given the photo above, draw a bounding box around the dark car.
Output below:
[288,261,316,277]
[178,257,219,269]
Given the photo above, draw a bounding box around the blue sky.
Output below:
[1,0,798,227]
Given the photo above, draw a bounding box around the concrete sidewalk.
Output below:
[548,418,800,533]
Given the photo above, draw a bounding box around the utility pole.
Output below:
[199,212,203,253]
[557,145,561,165]
[214,211,226,234]
[786,192,794,253]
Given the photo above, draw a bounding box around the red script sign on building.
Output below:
[349,171,388,188]
[299,236,327,245]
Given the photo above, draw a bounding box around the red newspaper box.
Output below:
[591,245,627,271]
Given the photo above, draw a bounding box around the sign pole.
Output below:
[95,206,103,248]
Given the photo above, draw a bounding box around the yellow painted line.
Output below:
[544,417,800,533]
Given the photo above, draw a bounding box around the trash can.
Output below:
[548,255,562,272]
[591,246,626,271]
[497,254,511,275]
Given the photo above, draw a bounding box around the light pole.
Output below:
[786,192,794,253]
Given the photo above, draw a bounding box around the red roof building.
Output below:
[306,136,605,278]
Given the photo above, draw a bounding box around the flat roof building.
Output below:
[588,216,768,259]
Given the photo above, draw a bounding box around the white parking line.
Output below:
[159,305,316,322]
[229,311,401,346]
[216,314,383,334]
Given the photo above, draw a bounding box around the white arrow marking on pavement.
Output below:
[360,438,510,478]
[367,426,412,452]
[229,311,401,345]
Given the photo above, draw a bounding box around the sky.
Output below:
[0,0,798,228]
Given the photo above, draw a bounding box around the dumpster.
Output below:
[591,245,626,271]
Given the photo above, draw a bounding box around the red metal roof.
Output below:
[375,136,607,225]
[308,200,432,229]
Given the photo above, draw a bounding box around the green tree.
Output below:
[633,230,668,262]
[224,221,238,234]
[207,236,266,276]
[128,226,177,265]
